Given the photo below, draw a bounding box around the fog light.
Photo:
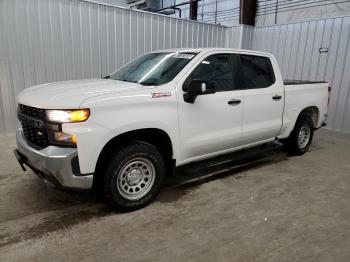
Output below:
[54,132,76,144]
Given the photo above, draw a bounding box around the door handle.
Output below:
[272,95,282,101]
[228,99,241,105]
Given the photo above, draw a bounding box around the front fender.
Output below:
[62,121,179,174]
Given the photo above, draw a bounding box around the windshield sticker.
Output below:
[173,53,195,59]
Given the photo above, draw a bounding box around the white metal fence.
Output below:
[0,0,228,134]
[0,0,349,134]
[250,16,350,132]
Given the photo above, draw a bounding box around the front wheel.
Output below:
[282,116,314,156]
[104,142,166,211]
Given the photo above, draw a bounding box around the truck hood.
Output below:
[17,79,148,109]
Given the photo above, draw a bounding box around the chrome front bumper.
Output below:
[15,129,93,190]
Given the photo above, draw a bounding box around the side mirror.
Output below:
[183,79,216,103]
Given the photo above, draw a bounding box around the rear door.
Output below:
[238,54,284,144]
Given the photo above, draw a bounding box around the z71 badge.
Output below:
[151,92,171,98]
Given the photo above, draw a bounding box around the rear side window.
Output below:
[185,54,236,92]
[239,55,275,89]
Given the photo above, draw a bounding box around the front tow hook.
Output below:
[13,149,27,171]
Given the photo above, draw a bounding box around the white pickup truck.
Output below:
[14,48,329,211]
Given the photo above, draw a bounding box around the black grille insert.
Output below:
[18,104,48,149]
[21,124,49,149]
[19,104,46,120]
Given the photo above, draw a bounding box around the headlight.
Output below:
[46,109,90,123]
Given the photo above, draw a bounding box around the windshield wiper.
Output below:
[113,78,138,83]
[140,82,155,86]
[106,76,140,84]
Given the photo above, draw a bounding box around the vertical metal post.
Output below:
[201,0,205,21]
[274,0,279,24]
[239,0,256,26]
[189,0,198,21]
[214,0,218,24]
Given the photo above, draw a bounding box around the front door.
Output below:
[177,53,244,163]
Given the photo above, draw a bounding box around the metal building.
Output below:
[0,0,349,134]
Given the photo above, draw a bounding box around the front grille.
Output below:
[21,124,49,149]
[18,104,48,149]
[19,104,46,120]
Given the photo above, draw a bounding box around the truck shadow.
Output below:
[159,142,289,202]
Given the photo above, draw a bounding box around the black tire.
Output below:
[283,116,314,156]
[104,141,166,211]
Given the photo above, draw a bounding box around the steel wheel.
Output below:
[116,157,156,201]
[297,124,311,149]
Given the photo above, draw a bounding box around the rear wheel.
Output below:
[282,116,314,156]
[104,142,166,211]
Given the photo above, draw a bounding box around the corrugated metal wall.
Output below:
[250,16,350,132]
[225,26,242,49]
[0,0,227,134]
[0,0,349,134]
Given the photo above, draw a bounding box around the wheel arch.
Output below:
[278,105,320,140]
[93,128,175,193]
[297,106,319,128]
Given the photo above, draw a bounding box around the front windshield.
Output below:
[109,52,197,86]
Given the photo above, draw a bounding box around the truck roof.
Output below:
[151,48,273,57]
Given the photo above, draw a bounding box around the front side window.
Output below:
[109,52,197,86]
[185,54,236,92]
[239,55,275,89]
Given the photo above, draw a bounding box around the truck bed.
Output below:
[280,81,329,137]
[283,80,327,85]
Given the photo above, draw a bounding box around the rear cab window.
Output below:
[238,54,275,89]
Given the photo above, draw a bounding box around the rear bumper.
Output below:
[15,129,93,191]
